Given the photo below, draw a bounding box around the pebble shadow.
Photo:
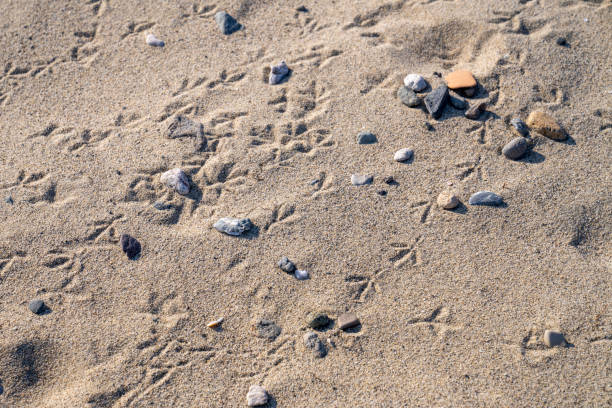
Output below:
[343,323,362,334]
[449,202,468,215]
[237,225,260,240]
[264,396,277,408]
[37,304,52,315]
[520,150,546,164]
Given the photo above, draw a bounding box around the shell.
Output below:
[207,317,224,328]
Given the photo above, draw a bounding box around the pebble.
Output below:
[351,174,373,186]
[28,299,44,315]
[526,111,566,140]
[278,256,296,273]
[437,191,459,210]
[296,5,309,12]
[556,37,568,46]
[120,234,141,259]
[246,385,269,407]
[544,330,566,347]
[394,148,413,162]
[215,11,241,35]
[303,331,327,358]
[510,117,529,137]
[424,85,449,119]
[403,74,427,92]
[445,70,477,89]
[465,102,486,119]
[214,217,252,236]
[307,312,331,329]
[295,269,309,280]
[145,34,164,47]
[338,312,360,330]
[468,191,503,206]
[269,61,289,85]
[207,317,224,328]
[397,86,420,107]
[502,137,528,160]
[255,319,281,341]
[357,131,377,144]
[449,94,467,109]
[160,168,190,195]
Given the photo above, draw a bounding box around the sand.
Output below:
[0,0,611,407]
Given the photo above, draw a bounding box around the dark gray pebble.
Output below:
[357,132,377,144]
[120,234,141,258]
[28,299,44,314]
[502,137,528,160]
[255,319,281,341]
[462,86,476,97]
[296,5,308,12]
[215,11,241,35]
[278,256,296,273]
[468,191,503,206]
[397,86,420,107]
[424,85,449,119]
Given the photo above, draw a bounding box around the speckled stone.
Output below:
[437,191,459,209]
[397,86,420,107]
[145,34,164,47]
[526,111,566,140]
[468,191,503,206]
[215,11,241,35]
[278,256,296,273]
[544,330,566,347]
[445,70,477,89]
[502,137,528,160]
[338,312,360,330]
[214,217,252,236]
[120,234,141,259]
[394,148,413,162]
[424,85,449,119]
[357,132,377,144]
[351,174,373,186]
[403,74,427,92]
[303,331,327,358]
[246,385,268,407]
[28,299,44,315]
[160,168,190,195]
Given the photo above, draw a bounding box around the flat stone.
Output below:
[28,299,44,315]
[351,174,373,186]
[394,148,413,162]
[502,137,528,160]
[246,385,268,407]
[449,94,467,109]
[468,191,503,206]
[278,256,296,273]
[403,74,427,92]
[526,111,566,140]
[510,118,529,137]
[445,70,477,89]
[269,61,289,85]
[437,191,459,209]
[338,312,360,330]
[307,312,331,329]
[543,330,566,347]
[424,85,449,119]
[465,102,486,120]
[145,34,164,47]
[357,131,377,144]
[397,86,420,107]
[255,319,281,341]
[120,234,141,259]
[295,270,309,280]
[303,331,327,358]
[215,11,241,35]
[160,168,190,195]
[214,217,252,236]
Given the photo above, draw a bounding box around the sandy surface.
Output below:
[0,0,611,407]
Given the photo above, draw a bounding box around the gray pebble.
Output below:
[246,385,268,407]
[468,191,503,206]
[269,61,289,85]
[215,11,241,35]
[357,131,377,144]
[351,174,373,186]
[394,148,413,162]
[278,256,296,273]
[160,168,190,195]
[307,312,332,329]
[214,217,252,236]
[28,299,44,315]
[338,312,360,330]
[544,330,566,347]
[510,117,529,136]
[294,269,309,280]
[424,85,449,119]
[465,102,486,119]
[449,94,467,109]
[255,319,281,341]
[397,86,420,107]
[403,74,427,92]
[303,331,327,358]
[502,137,528,160]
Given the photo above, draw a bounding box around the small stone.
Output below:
[445,70,477,89]
[246,385,268,407]
[526,111,566,140]
[465,102,486,120]
[449,94,467,109]
[215,11,241,35]
[351,174,373,186]
[145,34,164,47]
[437,191,459,210]
[394,148,413,162]
[307,312,331,329]
[160,168,190,195]
[397,86,420,107]
[278,256,296,273]
[296,5,309,12]
[28,299,44,315]
[403,74,427,92]
[556,37,568,46]
[214,217,252,236]
[120,234,141,259]
[295,269,309,280]
[303,331,327,358]
[424,85,449,119]
[269,61,289,85]
[255,319,281,341]
[544,330,566,347]
[384,176,396,185]
[338,312,360,330]
[510,118,529,137]
[357,131,377,144]
[468,191,503,206]
[502,137,528,160]
[377,190,387,196]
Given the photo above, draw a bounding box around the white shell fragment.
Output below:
[394,148,414,162]
[403,74,427,92]
[207,317,224,328]
[214,217,253,236]
[160,168,190,195]
[145,34,165,47]
[269,61,289,85]
[246,385,268,407]
[295,270,309,280]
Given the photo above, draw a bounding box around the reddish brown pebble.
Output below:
[445,70,477,89]
[338,312,360,330]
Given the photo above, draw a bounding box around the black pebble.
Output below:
[556,37,568,46]
[377,190,387,196]
[296,5,309,12]
[120,234,141,259]
[28,299,44,315]
[433,72,442,77]
[424,85,449,119]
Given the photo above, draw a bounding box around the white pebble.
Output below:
[145,34,165,47]
[295,270,309,280]
[160,168,190,195]
[394,148,413,162]
[246,385,268,407]
[403,74,427,92]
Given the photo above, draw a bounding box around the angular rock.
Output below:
[357,131,377,144]
[28,299,44,315]
[468,191,503,206]
[246,385,268,407]
[160,168,190,195]
[307,312,331,329]
[449,94,467,109]
[526,111,566,140]
[338,312,360,330]
[294,269,309,280]
[544,330,566,347]
[278,256,296,273]
[215,11,241,35]
[445,70,477,89]
[351,174,373,186]
[303,331,327,358]
[437,191,459,210]
[120,234,141,259]
[255,319,281,341]
[214,217,252,236]
[145,34,164,47]
[269,61,289,85]
[502,137,528,160]
[465,102,486,120]
[424,85,449,119]
[403,74,427,92]
[510,118,529,137]
[397,86,420,107]
[394,148,413,162]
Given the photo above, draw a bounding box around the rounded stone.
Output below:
[28,299,44,315]
[351,174,373,186]
[215,11,241,35]
[246,385,268,407]
[526,111,566,140]
[394,148,413,162]
[397,86,420,107]
[403,74,427,92]
[295,269,309,280]
[278,256,296,273]
[468,191,503,206]
[465,102,486,120]
[445,70,477,89]
[502,137,528,160]
[357,132,377,144]
[449,94,467,109]
[338,312,360,330]
[437,191,459,210]
[160,168,190,195]
[214,217,252,236]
